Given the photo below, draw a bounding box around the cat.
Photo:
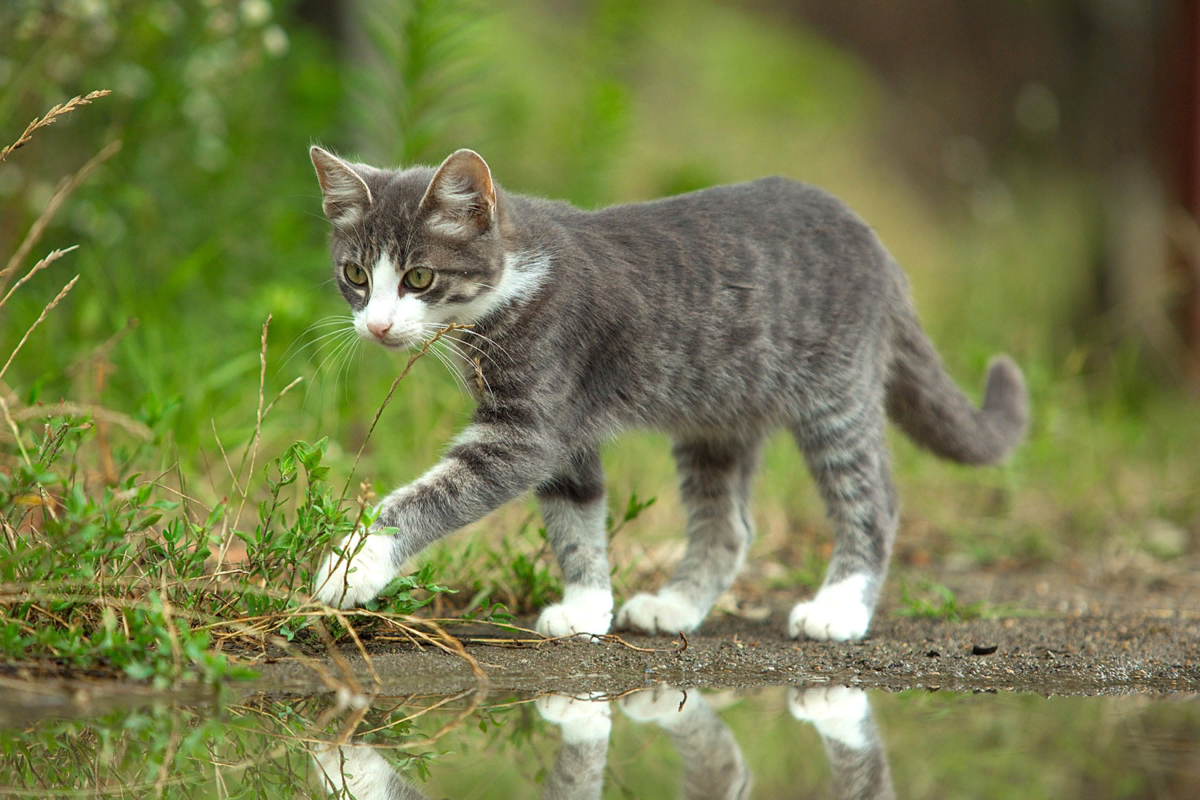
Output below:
[308,145,1028,642]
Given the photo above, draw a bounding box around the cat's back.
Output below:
[592,176,869,235]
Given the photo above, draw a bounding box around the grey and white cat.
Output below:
[309,146,1028,641]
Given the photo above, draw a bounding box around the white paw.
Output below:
[619,684,691,725]
[616,589,704,635]
[536,694,612,742]
[787,574,871,641]
[313,529,397,609]
[787,686,870,749]
[536,587,613,641]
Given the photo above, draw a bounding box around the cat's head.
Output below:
[310,146,521,350]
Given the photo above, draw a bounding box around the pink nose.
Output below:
[367,320,392,340]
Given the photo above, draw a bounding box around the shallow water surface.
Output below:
[2,682,1198,798]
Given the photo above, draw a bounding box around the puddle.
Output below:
[3,682,1198,798]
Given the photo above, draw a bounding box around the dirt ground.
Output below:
[253,554,1200,699]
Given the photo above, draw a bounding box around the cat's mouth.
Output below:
[371,334,416,350]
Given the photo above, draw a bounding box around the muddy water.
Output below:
[2,682,1198,798]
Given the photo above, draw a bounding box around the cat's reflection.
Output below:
[311,685,894,799]
[787,686,895,800]
[607,686,751,800]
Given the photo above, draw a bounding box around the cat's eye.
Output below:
[343,263,369,287]
[403,267,434,291]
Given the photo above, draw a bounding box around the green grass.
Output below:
[0,405,454,684]
[894,581,986,622]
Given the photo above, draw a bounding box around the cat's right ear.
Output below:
[419,149,497,238]
[310,146,373,227]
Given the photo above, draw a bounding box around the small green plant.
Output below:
[608,490,656,540]
[895,580,984,622]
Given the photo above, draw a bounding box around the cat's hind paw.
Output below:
[536,587,613,642]
[615,589,704,635]
[619,684,691,725]
[313,530,397,609]
[787,575,871,641]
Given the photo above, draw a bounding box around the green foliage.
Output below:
[0,413,450,684]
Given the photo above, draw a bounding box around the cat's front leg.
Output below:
[313,422,553,609]
[313,527,401,609]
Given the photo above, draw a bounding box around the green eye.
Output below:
[343,263,368,287]
[404,267,434,291]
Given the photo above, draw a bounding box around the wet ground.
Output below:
[2,559,1199,797]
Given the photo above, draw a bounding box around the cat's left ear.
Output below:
[310,146,373,227]
[420,149,496,237]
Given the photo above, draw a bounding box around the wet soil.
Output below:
[256,559,1200,698]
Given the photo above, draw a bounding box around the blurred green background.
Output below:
[1,0,1197,587]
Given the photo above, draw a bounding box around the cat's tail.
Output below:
[885,305,1028,466]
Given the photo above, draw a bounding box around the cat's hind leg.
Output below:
[535,448,614,640]
[616,436,762,635]
[788,391,898,641]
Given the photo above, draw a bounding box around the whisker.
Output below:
[441,332,503,373]
[277,316,355,373]
[429,342,471,398]
[334,336,361,399]
[439,337,495,404]
[314,330,358,381]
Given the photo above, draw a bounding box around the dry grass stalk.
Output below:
[0,393,33,468]
[0,139,121,293]
[340,322,472,499]
[0,90,111,163]
[7,401,152,440]
[209,316,280,586]
[0,245,78,311]
[0,275,79,385]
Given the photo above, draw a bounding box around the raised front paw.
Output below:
[615,589,704,635]
[787,575,871,641]
[313,530,397,609]
[787,686,870,749]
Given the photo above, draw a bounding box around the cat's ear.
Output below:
[310,146,373,226]
[420,149,496,237]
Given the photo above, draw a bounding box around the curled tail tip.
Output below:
[982,355,1030,461]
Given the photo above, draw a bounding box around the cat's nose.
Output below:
[367,320,392,340]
